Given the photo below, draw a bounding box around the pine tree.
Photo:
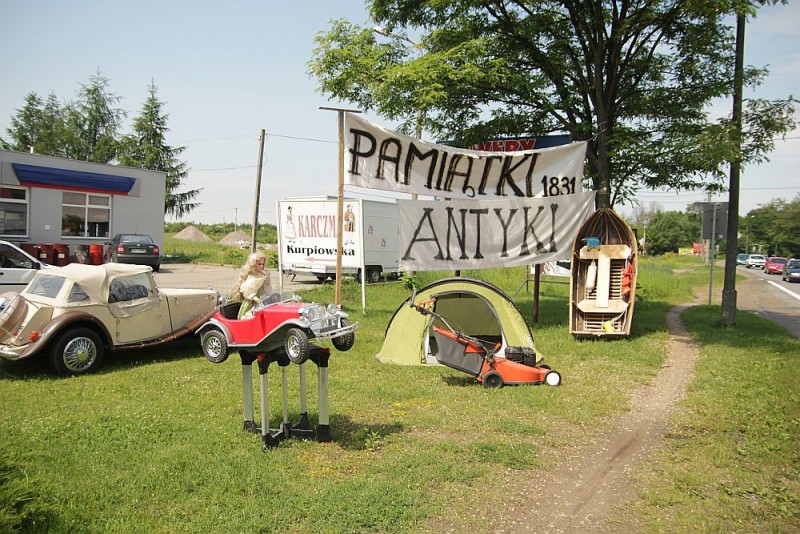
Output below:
[118,82,201,218]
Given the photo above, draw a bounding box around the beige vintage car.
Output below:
[0,263,218,375]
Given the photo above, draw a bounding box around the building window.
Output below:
[0,186,29,237]
[62,192,110,238]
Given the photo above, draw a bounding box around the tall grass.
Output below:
[1,252,793,532]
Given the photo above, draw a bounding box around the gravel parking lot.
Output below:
[152,263,318,295]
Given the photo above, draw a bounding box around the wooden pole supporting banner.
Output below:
[320,107,361,306]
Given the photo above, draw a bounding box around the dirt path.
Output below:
[490,304,700,533]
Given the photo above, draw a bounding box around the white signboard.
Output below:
[278,200,362,270]
[399,192,595,271]
[345,113,587,200]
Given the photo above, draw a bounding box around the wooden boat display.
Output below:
[570,208,638,337]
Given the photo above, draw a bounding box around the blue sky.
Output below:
[2,1,797,225]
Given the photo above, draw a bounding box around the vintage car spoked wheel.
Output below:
[284,328,310,364]
[49,327,105,376]
[201,329,230,364]
[331,318,355,352]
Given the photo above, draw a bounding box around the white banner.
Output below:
[399,192,596,271]
[345,114,587,200]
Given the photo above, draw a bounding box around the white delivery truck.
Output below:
[277,197,400,283]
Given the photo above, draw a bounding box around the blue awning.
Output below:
[12,163,136,195]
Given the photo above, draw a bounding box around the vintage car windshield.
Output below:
[260,290,298,306]
[23,273,66,299]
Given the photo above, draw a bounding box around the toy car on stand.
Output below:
[197,290,357,364]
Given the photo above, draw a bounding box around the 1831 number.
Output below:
[541,176,577,196]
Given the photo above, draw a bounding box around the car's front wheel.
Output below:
[285,328,310,364]
[201,329,230,364]
[49,327,105,376]
[331,318,355,352]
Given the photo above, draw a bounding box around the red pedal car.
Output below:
[197,290,357,364]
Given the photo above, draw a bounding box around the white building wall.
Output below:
[0,149,166,258]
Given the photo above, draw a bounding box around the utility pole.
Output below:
[251,129,266,254]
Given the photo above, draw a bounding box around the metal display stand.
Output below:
[237,346,332,450]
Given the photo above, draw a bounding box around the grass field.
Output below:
[1,254,797,532]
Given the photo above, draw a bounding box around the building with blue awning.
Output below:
[0,149,166,260]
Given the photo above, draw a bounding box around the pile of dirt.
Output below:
[219,231,251,247]
[172,226,213,242]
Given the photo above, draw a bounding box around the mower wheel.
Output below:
[544,370,562,387]
[483,372,504,389]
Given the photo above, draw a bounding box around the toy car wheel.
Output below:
[331,318,355,352]
[49,327,105,376]
[201,329,230,364]
[483,372,504,389]
[285,328,310,364]
[545,370,562,387]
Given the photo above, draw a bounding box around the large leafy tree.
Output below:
[744,195,800,257]
[118,82,200,218]
[647,209,701,255]
[309,0,796,209]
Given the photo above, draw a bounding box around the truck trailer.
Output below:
[277,197,400,283]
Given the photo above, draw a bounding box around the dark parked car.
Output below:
[105,234,161,272]
[765,257,788,275]
[782,259,800,283]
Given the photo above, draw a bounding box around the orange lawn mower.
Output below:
[408,289,561,388]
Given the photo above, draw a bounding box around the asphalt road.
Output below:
[732,264,800,338]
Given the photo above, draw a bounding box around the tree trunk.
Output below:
[721,13,746,327]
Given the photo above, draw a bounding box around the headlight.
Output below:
[327,303,339,316]
[300,305,324,322]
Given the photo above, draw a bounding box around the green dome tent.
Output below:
[376,278,540,366]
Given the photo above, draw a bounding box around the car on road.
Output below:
[765,256,788,275]
[736,253,748,266]
[104,233,161,272]
[782,259,800,283]
[745,254,766,269]
[0,240,47,293]
[198,290,357,365]
[0,263,218,375]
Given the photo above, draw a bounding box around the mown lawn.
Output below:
[1,256,797,532]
